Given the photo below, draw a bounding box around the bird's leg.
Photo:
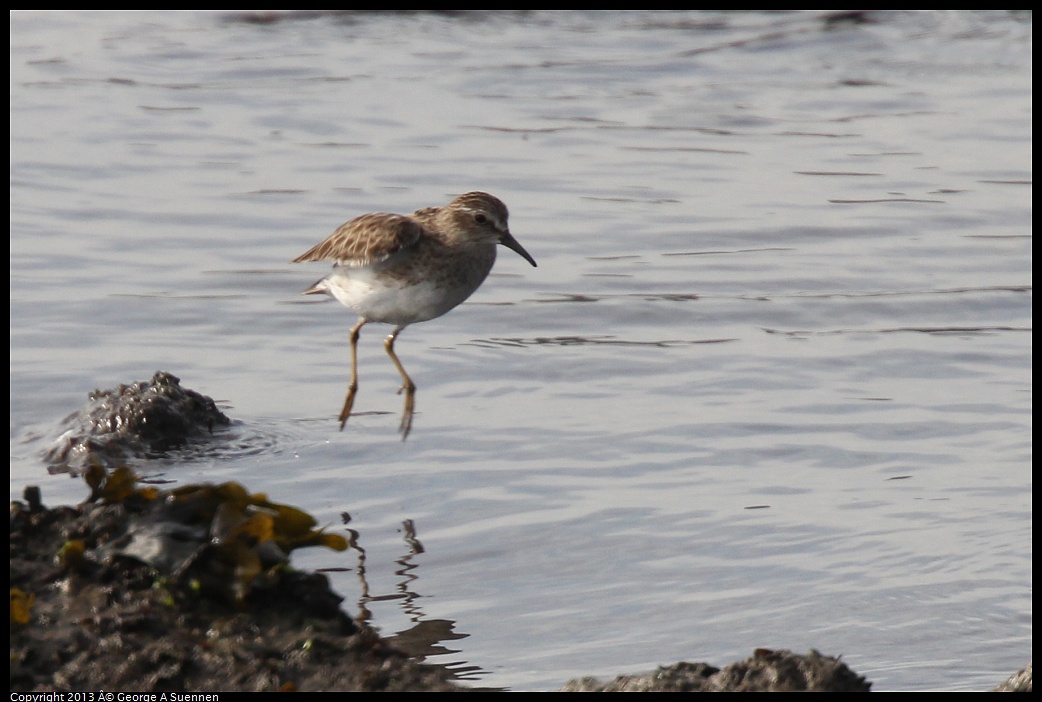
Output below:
[384,326,416,439]
[338,318,366,429]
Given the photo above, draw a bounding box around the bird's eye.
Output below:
[474,214,488,224]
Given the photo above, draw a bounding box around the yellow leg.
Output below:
[338,318,366,430]
[384,326,416,439]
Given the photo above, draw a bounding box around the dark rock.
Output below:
[9,484,466,692]
[994,663,1032,692]
[561,649,871,692]
[43,371,231,474]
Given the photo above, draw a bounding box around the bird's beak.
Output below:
[500,231,537,267]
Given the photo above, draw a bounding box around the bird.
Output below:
[292,191,537,439]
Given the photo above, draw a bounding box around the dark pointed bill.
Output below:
[500,232,537,267]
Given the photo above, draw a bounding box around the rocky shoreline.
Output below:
[10,373,1031,691]
[9,481,1031,692]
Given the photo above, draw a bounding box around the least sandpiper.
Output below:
[293,191,537,438]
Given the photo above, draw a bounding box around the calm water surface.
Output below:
[10,11,1031,691]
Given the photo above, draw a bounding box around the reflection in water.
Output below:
[327,517,488,684]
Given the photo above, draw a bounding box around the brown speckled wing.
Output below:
[292,213,425,267]
[411,206,440,223]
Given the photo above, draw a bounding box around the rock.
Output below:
[9,482,465,692]
[43,371,231,474]
[994,663,1032,692]
[561,649,871,692]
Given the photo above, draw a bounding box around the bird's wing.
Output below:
[292,213,425,267]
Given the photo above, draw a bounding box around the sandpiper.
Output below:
[293,192,536,438]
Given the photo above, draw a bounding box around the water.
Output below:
[10,10,1031,691]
